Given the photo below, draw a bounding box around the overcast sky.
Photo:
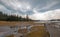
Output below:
[0,0,60,20]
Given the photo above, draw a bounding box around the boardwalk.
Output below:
[45,21,60,37]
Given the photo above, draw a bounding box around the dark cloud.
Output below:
[0,0,60,20]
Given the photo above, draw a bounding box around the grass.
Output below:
[25,26,50,37]
[0,21,34,26]
[0,21,44,26]
[5,34,14,37]
[5,26,50,37]
[0,21,49,37]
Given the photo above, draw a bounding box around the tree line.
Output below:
[0,11,32,21]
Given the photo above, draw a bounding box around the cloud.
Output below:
[0,0,32,12]
[0,0,59,14]
[0,4,12,14]
[29,9,60,20]
[0,0,34,15]
[0,0,60,20]
[33,0,59,12]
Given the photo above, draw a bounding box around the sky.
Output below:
[0,0,60,20]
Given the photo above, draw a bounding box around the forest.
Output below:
[0,11,32,21]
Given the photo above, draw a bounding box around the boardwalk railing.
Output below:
[45,21,60,37]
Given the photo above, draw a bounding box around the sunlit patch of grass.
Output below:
[25,26,50,37]
[5,34,14,37]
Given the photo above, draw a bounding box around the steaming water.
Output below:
[0,22,44,37]
[0,25,33,37]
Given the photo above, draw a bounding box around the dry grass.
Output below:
[0,21,33,26]
[0,21,44,26]
[18,28,28,34]
[5,34,14,37]
[0,21,50,37]
[25,26,50,37]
